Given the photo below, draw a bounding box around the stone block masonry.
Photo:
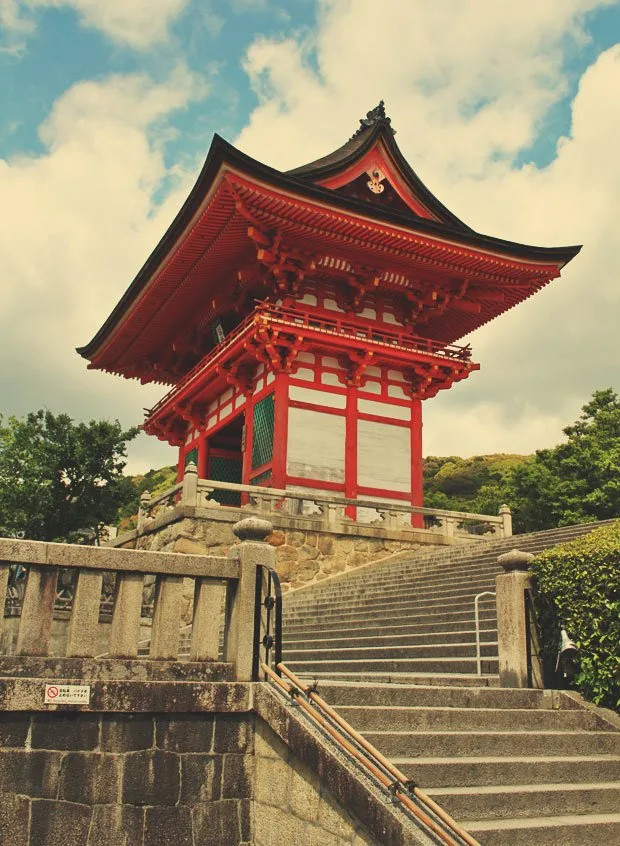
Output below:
[0,710,254,846]
[132,512,426,591]
[254,718,375,846]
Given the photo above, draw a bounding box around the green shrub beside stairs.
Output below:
[533,521,620,711]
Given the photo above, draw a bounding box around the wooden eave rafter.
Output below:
[78,133,580,378]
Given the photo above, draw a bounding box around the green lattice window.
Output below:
[250,470,272,486]
[209,456,242,506]
[184,447,198,469]
[252,394,275,470]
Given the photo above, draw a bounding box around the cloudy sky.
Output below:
[2,0,620,473]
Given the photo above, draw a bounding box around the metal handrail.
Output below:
[474,591,496,676]
[262,662,479,846]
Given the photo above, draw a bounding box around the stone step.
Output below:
[285,522,612,602]
[285,566,501,599]
[363,730,620,758]
[284,628,498,651]
[283,642,498,662]
[427,782,620,822]
[392,755,620,788]
[461,812,620,846]
[287,656,499,675]
[334,705,611,733]
[284,597,495,628]
[316,682,549,709]
[285,581,499,613]
[286,561,501,595]
[283,612,497,639]
[294,671,500,687]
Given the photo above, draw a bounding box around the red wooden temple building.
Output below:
[79,103,580,513]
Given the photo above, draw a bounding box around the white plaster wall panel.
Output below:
[287,408,345,482]
[219,402,233,420]
[388,369,406,382]
[208,415,217,429]
[222,388,233,403]
[297,352,315,364]
[208,399,218,413]
[294,368,315,382]
[256,363,265,375]
[324,298,345,312]
[366,366,382,378]
[358,399,411,421]
[322,356,343,369]
[266,372,275,385]
[361,380,381,395]
[360,307,377,319]
[388,384,408,400]
[253,377,265,394]
[358,420,411,492]
[321,371,344,387]
[289,385,347,409]
[299,293,318,306]
[234,395,245,409]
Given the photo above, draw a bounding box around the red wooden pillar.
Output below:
[410,398,424,528]
[345,385,358,519]
[271,373,289,489]
[197,432,209,479]
[176,447,185,483]
[241,399,254,487]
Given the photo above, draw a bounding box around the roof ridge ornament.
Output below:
[351,100,395,139]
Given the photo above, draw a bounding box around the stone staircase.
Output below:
[281,520,620,845]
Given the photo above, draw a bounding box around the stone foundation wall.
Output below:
[254,718,375,846]
[0,711,253,846]
[133,514,425,591]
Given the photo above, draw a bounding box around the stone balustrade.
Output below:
[0,518,275,681]
[139,462,512,540]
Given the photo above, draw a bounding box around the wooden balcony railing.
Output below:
[145,303,474,420]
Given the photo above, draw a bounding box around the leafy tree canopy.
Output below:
[423,389,620,533]
[0,410,138,543]
[509,389,620,531]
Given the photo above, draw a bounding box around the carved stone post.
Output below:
[495,549,537,688]
[182,462,198,507]
[444,515,456,538]
[225,517,275,682]
[499,504,513,538]
[136,490,151,533]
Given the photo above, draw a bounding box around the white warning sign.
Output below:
[44,684,91,705]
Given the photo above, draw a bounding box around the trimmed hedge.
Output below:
[532,521,620,711]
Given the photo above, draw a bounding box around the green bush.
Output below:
[532,522,620,711]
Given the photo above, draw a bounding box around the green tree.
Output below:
[0,410,138,543]
[509,389,620,532]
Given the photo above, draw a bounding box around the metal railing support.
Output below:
[474,591,496,676]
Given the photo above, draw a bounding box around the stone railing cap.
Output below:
[232,517,274,542]
[497,549,535,571]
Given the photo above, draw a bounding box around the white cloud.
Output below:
[3,0,620,477]
[2,0,191,48]
[234,0,620,457]
[0,66,207,473]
